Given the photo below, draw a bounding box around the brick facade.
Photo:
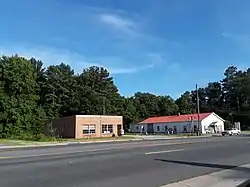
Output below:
[45,115,123,139]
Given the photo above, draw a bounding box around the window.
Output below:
[174,126,177,133]
[157,126,160,131]
[108,125,113,133]
[102,124,113,134]
[194,125,197,131]
[183,126,187,132]
[82,124,96,134]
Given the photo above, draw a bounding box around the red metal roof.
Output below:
[138,112,212,124]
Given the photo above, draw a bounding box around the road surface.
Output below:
[0,136,250,187]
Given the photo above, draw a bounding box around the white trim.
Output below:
[211,112,225,122]
[201,112,225,122]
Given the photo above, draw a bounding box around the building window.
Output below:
[157,126,160,131]
[174,126,177,133]
[102,124,113,134]
[82,124,96,134]
[183,126,187,132]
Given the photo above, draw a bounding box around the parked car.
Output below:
[222,128,241,136]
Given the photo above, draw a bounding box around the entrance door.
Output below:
[147,124,154,133]
[117,125,122,136]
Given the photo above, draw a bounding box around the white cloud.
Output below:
[99,14,137,35]
[147,53,165,63]
[0,45,153,75]
[168,63,180,72]
[97,12,158,42]
[222,33,250,41]
[147,53,181,72]
[107,67,142,74]
[99,13,146,39]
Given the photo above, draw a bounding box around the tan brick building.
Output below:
[45,115,123,139]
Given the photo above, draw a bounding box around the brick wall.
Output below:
[75,115,123,139]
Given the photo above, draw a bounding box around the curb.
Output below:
[0,138,144,151]
[0,134,218,151]
[160,163,250,187]
[237,179,250,187]
[139,135,214,140]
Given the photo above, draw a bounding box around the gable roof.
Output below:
[138,112,213,124]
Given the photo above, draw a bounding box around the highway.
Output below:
[0,136,250,187]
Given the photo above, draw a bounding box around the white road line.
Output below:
[145,149,184,155]
[0,142,195,160]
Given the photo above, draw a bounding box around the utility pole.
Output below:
[196,84,200,136]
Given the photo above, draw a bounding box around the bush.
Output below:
[8,133,61,142]
[224,120,233,129]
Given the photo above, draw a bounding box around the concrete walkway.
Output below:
[160,163,250,187]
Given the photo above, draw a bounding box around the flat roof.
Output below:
[76,115,122,118]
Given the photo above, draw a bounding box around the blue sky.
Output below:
[1,0,250,98]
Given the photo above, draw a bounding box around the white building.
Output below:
[130,112,225,134]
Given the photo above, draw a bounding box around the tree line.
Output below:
[0,55,249,139]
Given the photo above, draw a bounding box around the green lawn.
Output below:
[242,130,250,134]
[0,135,137,146]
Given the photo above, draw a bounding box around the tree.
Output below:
[175,91,195,114]
[0,55,45,137]
[205,82,223,112]
[79,66,120,115]
[1,53,250,138]
[224,120,233,130]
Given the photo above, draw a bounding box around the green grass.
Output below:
[0,135,137,146]
[0,139,13,144]
[242,130,250,134]
[0,138,63,145]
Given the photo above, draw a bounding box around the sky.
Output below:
[1,0,250,98]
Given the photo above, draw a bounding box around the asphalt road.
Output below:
[0,136,250,187]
